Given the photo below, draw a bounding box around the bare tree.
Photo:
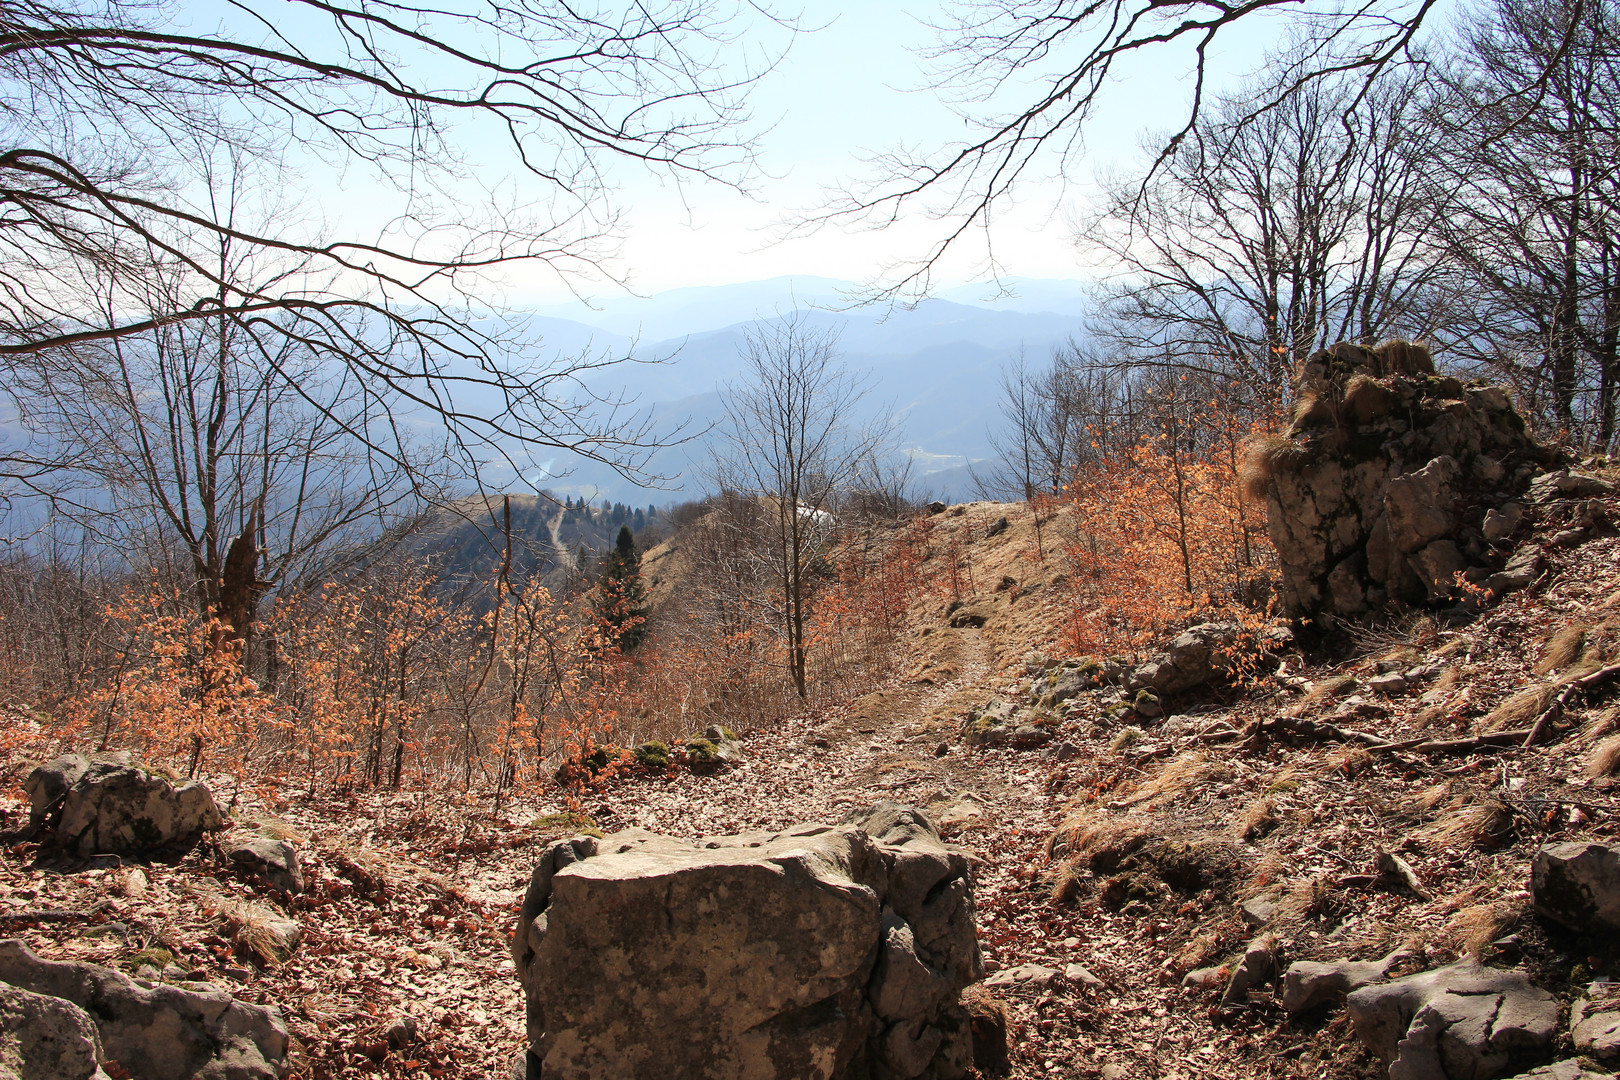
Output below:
[716,313,895,700]
[1431,0,1620,449]
[800,0,1473,298]
[0,0,774,505]
[1085,59,1451,415]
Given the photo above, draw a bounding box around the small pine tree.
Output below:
[633,507,645,531]
[593,525,648,651]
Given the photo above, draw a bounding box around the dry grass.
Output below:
[1289,675,1359,717]
[1276,874,1335,924]
[1121,752,1226,809]
[1535,622,1590,675]
[1046,810,1153,870]
[1406,783,1454,817]
[1240,435,1309,503]
[1445,899,1524,957]
[224,900,298,965]
[1585,733,1620,778]
[1482,684,1557,732]
[1236,797,1278,842]
[1416,798,1514,850]
[1174,932,1226,973]
[242,815,309,844]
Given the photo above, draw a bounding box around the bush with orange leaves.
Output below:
[1056,409,1275,658]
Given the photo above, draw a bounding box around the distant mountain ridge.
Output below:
[483,277,1094,503]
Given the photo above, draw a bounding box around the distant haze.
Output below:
[484,276,1093,502]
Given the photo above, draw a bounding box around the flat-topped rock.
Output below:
[511,803,980,1080]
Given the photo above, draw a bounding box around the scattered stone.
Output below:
[1571,982,1620,1059]
[1370,672,1410,695]
[222,835,304,894]
[962,699,1054,749]
[1489,545,1546,595]
[985,516,1009,538]
[1506,1062,1617,1079]
[1063,963,1101,988]
[934,742,950,757]
[983,964,1063,991]
[1050,741,1083,762]
[1483,503,1525,543]
[0,978,103,1080]
[926,501,946,515]
[701,725,745,767]
[1345,960,1557,1080]
[511,803,980,1080]
[384,1015,418,1050]
[1239,896,1279,928]
[1220,936,1280,1007]
[1529,470,1616,502]
[1128,623,1239,698]
[0,938,289,1079]
[1532,842,1620,932]
[1183,966,1226,990]
[24,753,223,857]
[1281,951,1407,1013]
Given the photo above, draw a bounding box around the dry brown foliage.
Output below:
[1417,798,1515,850]
[1534,622,1589,675]
[1121,752,1227,809]
[1585,733,1620,778]
[1444,897,1525,956]
[1289,675,1359,717]
[1236,797,1278,842]
[1482,684,1557,732]
[1046,810,1153,870]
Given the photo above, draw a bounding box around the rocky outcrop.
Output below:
[0,979,104,1080]
[1281,950,1409,1013]
[511,803,981,1080]
[24,753,222,857]
[1127,622,1240,698]
[1531,842,1620,932]
[1571,982,1620,1061]
[0,939,288,1079]
[1249,341,1555,618]
[1345,960,1557,1080]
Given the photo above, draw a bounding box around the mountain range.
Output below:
[478,276,1093,503]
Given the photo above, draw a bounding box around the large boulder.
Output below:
[24,753,222,857]
[511,803,981,1080]
[1251,341,1555,618]
[1531,842,1620,932]
[0,979,104,1080]
[1345,960,1557,1080]
[0,939,288,1080]
[1127,622,1239,697]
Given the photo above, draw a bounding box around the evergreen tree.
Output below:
[593,525,648,651]
[633,508,646,531]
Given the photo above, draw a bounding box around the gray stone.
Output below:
[1345,960,1557,1080]
[1385,457,1461,554]
[1128,622,1239,697]
[963,700,1054,749]
[1281,951,1407,1013]
[1506,1062,1617,1079]
[222,835,303,894]
[0,939,288,1079]
[1220,937,1279,1007]
[24,754,222,857]
[1489,546,1546,595]
[1239,896,1279,927]
[1483,503,1524,543]
[982,964,1062,991]
[1370,673,1411,696]
[1571,982,1620,1059]
[511,803,979,1080]
[1412,540,1470,601]
[1532,842,1620,932]
[1063,963,1101,988]
[702,725,745,766]
[1529,470,1616,503]
[0,979,103,1080]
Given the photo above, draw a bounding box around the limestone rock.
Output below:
[1532,842,1620,932]
[1220,936,1279,1007]
[222,835,304,894]
[1281,950,1408,1013]
[511,803,980,1080]
[1507,1063,1617,1080]
[0,979,103,1080]
[1489,546,1546,595]
[982,965,1062,992]
[1529,470,1615,503]
[24,754,222,857]
[962,699,1054,749]
[0,939,288,1079]
[1254,345,1553,618]
[1127,623,1239,698]
[1483,504,1524,543]
[1571,982,1620,1059]
[1345,960,1557,1080]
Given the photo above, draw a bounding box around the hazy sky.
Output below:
[492,1,1289,303]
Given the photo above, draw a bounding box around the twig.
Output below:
[1524,663,1620,747]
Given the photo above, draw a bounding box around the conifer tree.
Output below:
[593,525,649,651]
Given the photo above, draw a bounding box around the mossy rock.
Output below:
[126,946,173,972]
[684,738,720,765]
[634,742,671,769]
[529,811,602,838]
